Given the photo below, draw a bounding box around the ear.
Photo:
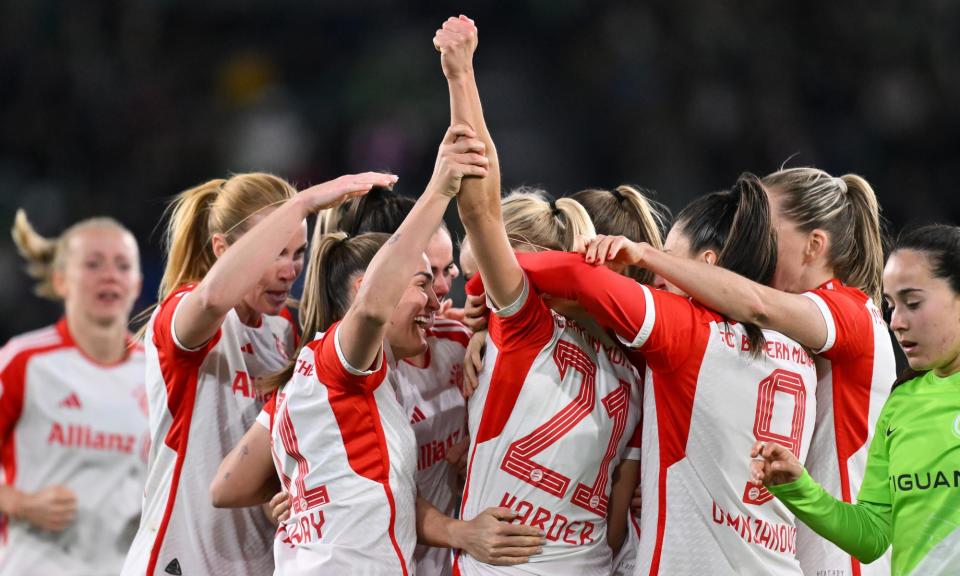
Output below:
[211,233,229,259]
[805,230,830,264]
[51,268,69,299]
[351,274,364,297]
[700,249,719,266]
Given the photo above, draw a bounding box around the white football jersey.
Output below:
[271,322,418,576]
[457,276,643,576]
[620,285,818,576]
[393,318,470,576]
[797,281,895,576]
[121,285,297,576]
[0,319,147,576]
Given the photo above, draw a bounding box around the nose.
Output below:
[653,274,668,291]
[434,274,451,301]
[889,307,907,333]
[277,257,297,282]
[426,286,441,313]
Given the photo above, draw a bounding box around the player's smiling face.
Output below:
[57,226,142,326]
[884,249,960,376]
[385,254,439,360]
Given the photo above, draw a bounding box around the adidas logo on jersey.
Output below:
[240,342,254,355]
[164,558,182,575]
[410,406,427,425]
[59,393,82,409]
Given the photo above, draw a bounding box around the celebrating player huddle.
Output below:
[2,13,959,576]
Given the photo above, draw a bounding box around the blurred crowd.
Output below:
[1,0,958,341]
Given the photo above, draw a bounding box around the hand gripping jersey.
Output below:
[799,281,896,576]
[0,319,147,576]
[457,273,643,576]
[517,252,819,576]
[122,285,297,576]
[394,318,470,576]
[770,369,960,576]
[270,322,418,576]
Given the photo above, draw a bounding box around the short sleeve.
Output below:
[152,286,221,363]
[802,286,871,358]
[256,396,277,431]
[631,288,708,374]
[487,273,556,353]
[313,321,388,392]
[0,359,25,445]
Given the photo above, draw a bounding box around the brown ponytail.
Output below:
[676,173,778,357]
[762,167,886,304]
[571,185,669,283]
[259,231,389,394]
[12,209,134,301]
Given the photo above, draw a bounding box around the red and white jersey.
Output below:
[458,274,643,576]
[393,318,470,576]
[271,322,418,576]
[515,252,820,576]
[798,281,895,576]
[122,285,297,576]
[0,319,147,576]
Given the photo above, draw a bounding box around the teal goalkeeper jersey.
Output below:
[769,369,960,575]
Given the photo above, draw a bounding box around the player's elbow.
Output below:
[209,477,235,508]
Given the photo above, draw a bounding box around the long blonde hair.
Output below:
[157,172,297,301]
[571,185,669,282]
[763,167,885,303]
[501,187,595,252]
[11,209,135,301]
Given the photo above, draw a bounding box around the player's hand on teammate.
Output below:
[265,491,291,526]
[452,507,545,565]
[16,484,77,532]
[462,329,487,398]
[429,124,489,198]
[749,441,804,487]
[462,292,489,333]
[434,15,478,81]
[445,436,470,476]
[298,172,399,213]
[582,235,650,268]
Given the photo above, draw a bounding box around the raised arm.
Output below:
[584,235,829,350]
[337,125,487,370]
[176,173,397,349]
[435,16,522,309]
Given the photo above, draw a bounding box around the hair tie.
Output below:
[548,199,561,217]
[835,177,848,194]
[610,188,625,203]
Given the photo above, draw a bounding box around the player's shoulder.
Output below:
[0,323,68,373]
[809,280,870,308]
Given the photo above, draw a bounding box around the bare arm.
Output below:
[585,235,829,350]
[416,495,544,565]
[210,422,279,508]
[176,173,398,349]
[606,459,639,553]
[435,16,523,310]
[337,125,487,371]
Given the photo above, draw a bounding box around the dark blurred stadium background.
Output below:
[2,1,958,341]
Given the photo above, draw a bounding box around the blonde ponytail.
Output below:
[762,167,886,304]
[501,187,595,252]
[12,209,133,301]
[840,174,885,304]
[156,172,297,302]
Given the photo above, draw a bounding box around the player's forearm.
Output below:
[769,471,891,563]
[0,484,21,519]
[606,459,639,553]
[449,73,501,221]
[517,252,647,341]
[416,494,459,548]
